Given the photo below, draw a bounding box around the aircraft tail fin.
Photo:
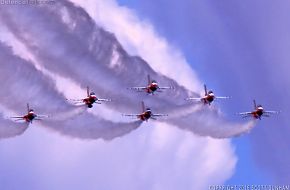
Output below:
[253,99,257,109]
[147,75,151,85]
[204,84,208,96]
[141,101,145,112]
[87,86,90,97]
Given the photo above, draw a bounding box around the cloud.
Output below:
[68,0,255,137]
[0,0,254,188]
[0,1,253,137]
[0,2,195,114]
[70,0,201,92]
[0,121,237,190]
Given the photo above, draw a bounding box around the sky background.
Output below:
[0,0,290,189]
[115,0,290,184]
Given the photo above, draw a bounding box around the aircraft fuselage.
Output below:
[202,94,215,104]
[138,111,152,121]
[83,95,97,108]
[24,113,36,123]
[252,108,264,119]
[147,83,158,94]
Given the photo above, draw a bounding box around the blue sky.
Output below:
[116,0,290,184]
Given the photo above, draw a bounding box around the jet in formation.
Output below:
[67,86,111,108]
[123,101,168,122]
[10,103,48,123]
[186,84,229,105]
[238,100,279,120]
[128,75,173,95]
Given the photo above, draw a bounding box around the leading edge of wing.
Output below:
[185,97,201,101]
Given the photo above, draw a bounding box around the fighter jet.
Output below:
[10,103,49,123]
[186,84,229,105]
[123,101,168,122]
[238,100,279,120]
[67,86,111,108]
[128,75,173,95]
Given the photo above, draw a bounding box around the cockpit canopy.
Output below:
[208,90,214,96]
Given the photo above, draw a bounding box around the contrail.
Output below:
[168,108,256,138]
[0,42,73,115]
[0,1,256,139]
[0,1,198,114]
[0,116,29,139]
[41,112,142,140]
[0,42,142,139]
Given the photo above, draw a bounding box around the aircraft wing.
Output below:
[122,114,141,117]
[10,116,25,122]
[215,96,230,99]
[10,116,24,118]
[185,97,201,101]
[238,112,254,117]
[13,118,26,121]
[159,86,174,90]
[262,111,279,118]
[151,114,168,120]
[97,98,111,102]
[264,111,280,114]
[66,98,84,103]
[36,115,50,118]
[238,112,252,116]
[127,87,147,91]
[237,112,253,118]
[152,114,168,117]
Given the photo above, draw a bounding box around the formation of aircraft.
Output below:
[9,79,279,124]
[67,86,111,108]
[10,103,49,123]
[186,84,229,105]
[123,101,168,122]
[128,75,173,95]
[238,100,279,120]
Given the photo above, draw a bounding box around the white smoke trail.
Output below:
[70,0,202,92]
[0,1,255,138]
[0,116,29,139]
[169,109,256,138]
[0,1,243,189]
[0,42,73,115]
[0,2,198,114]
[69,0,257,138]
[0,41,141,140]
[41,112,142,140]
